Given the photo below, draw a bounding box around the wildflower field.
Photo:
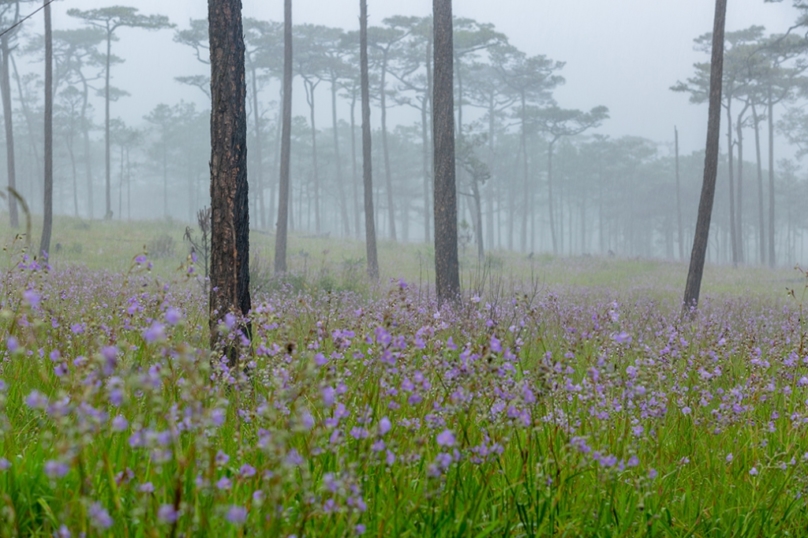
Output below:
[1,217,808,536]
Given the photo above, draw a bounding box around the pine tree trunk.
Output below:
[360,0,378,280]
[209,0,251,358]
[433,0,459,303]
[683,0,727,312]
[40,0,53,257]
[274,0,293,274]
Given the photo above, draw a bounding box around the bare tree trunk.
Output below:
[360,0,378,280]
[683,0,726,312]
[752,103,765,264]
[433,0,459,303]
[675,126,684,261]
[1,36,17,228]
[209,0,251,358]
[274,0,292,274]
[40,0,53,257]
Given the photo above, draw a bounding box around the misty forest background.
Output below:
[2,2,808,267]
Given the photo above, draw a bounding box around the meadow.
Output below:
[0,215,807,536]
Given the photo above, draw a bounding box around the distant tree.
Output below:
[244,18,281,230]
[672,27,765,266]
[456,132,490,261]
[387,16,433,242]
[492,45,565,252]
[530,105,609,255]
[433,0,459,303]
[368,19,414,241]
[208,0,250,360]
[51,28,105,219]
[675,127,684,260]
[683,0,727,312]
[143,104,174,218]
[67,6,174,220]
[0,1,22,228]
[360,0,378,280]
[40,0,53,257]
[173,18,210,97]
[274,0,293,275]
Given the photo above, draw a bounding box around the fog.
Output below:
[3,0,808,266]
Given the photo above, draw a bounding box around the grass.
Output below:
[0,214,807,535]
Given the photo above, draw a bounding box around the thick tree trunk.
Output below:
[433,0,459,303]
[752,104,765,264]
[675,127,684,261]
[683,0,727,311]
[519,93,528,253]
[360,0,379,280]
[208,0,251,358]
[274,0,292,274]
[40,0,53,257]
[1,36,18,228]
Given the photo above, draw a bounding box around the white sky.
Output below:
[42,0,802,154]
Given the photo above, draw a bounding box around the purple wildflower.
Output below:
[225,505,247,525]
[436,429,456,447]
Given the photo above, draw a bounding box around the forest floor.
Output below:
[0,213,807,536]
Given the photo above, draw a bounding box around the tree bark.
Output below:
[209,0,251,358]
[274,0,292,274]
[1,36,18,228]
[433,0,459,303]
[303,78,321,234]
[40,0,53,257]
[683,0,727,312]
[360,0,379,280]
